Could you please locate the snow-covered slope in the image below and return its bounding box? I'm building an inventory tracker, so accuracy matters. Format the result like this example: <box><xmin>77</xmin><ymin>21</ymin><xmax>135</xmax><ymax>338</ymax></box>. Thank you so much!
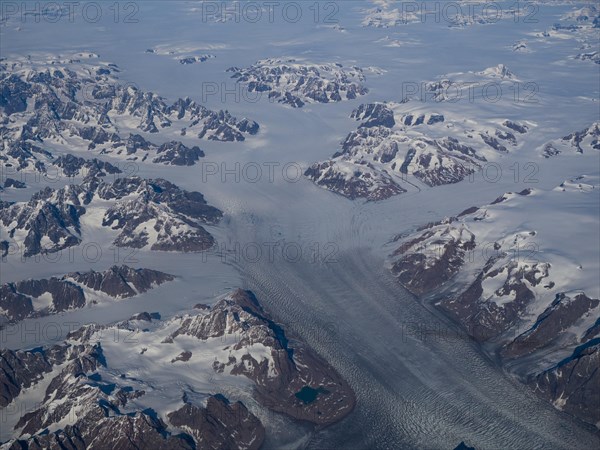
<box><xmin>1</xmin><ymin>0</ymin><xmax>599</xmax><ymax>447</ymax></box>
<box><xmin>541</xmin><ymin>122</ymin><xmax>600</xmax><ymax>157</ymax></box>
<box><xmin>0</xmin><ymin>289</ymin><xmax>354</xmax><ymax>447</ymax></box>
<box><xmin>0</xmin><ymin>265</ymin><xmax>173</xmax><ymax>323</ymax></box>
<box><xmin>227</xmin><ymin>58</ymin><xmax>381</xmax><ymax>108</ymax></box>
<box><xmin>388</xmin><ymin>175</ymin><xmax>600</xmax><ymax>426</ymax></box>
<box><xmin>0</xmin><ymin>175</ymin><xmax>222</xmax><ymax>258</ymax></box>
<box><xmin>0</xmin><ymin>55</ymin><xmax>259</xmax><ymax>177</ymax></box>
<box><xmin>306</xmin><ymin>97</ymin><xmax>533</xmax><ymax>200</ymax></box>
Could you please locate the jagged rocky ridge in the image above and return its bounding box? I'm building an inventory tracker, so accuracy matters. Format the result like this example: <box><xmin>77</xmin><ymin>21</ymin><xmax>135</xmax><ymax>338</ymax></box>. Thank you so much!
<box><xmin>0</xmin><ymin>340</ymin><xmax>263</xmax><ymax>450</ymax></box>
<box><xmin>0</xmin><ymin>266</ymin><xmax>174</xmax><ymax>323</ymax></box>
<box><xmin>0</xmin><ymin>151</ymin><xmax>121</xmax><ymax>190</ymax></box>
<box><xmin>0</xmin><ymin>55</ymin><xmax>259</xmax><ymax>173</ymax></box>
<box><xmin>52</xmin><ymin>154</ymin><xmax>122</xmax><ymax>177</ymax></box>
<box><xmin>0</xmin><ymin>175</ymin><xmax>222</xmax><ymax>257</ymax></box>
<box><xmin>0</xmin><ymin>289</ymin><xmax>354</xmax><ymax>448</ymax></box>
<box><xmin>0</xmin><ymin>178</ymin><xmax>26</xmax><ymax>190</ymax></box>
<box><xmin>541</xmin><ymin>122</ymin><xmax>600</xmax><ymax>157</ymax></box>
<box><xmin>388</xmin><ymin>176</ymin><xmax>600</xmax><ymax>426</ymax></box>
<box><xmin>178</xmin><ymin>54</ymin><xmax>216</xmax><ymax>65</ymax></box>
<box><xmin>227</xmin><ymin>58</ymin><xmax>379</xmax><ymax>107</ymax></box>
<box><xmin>0</xmin><ymin>341</ymin><xmax>105</xmax><ymax>408</ymax></box>
<box><xmin>528</xmin><ymin>338</ymin><xmax>600</xmax><ymax>428</ymax></box>
<box><xmin>165</xmin><ymin>289</ymin><xmax>355</xmax><ymax>425</ymax></box>
<box><xmin>306</xmin><ymin>101</ymin><xmax>529</xmax><ymax>200</ymax></box>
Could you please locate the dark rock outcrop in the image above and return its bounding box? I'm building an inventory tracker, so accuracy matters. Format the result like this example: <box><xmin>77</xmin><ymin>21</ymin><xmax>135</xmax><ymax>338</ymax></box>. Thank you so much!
<box><xmin>351</xmin><ymin>103</ymin><xmax>395</xmax><ymax>128</ymax></box>
<box><xmin>153</xmin><ymin>141</ymin><xmax>205</xmax><ymax>166</ymax></box>
<box><xmin>168</xmin><ymin>396</ymin><xmax>264</xmax><ymax>450</ymax></box>
<box><xmin>68</xmin><ymin>265</ymin><xmax>174</xmax><ymax>298</ymax></box>
<box><xmin>170</xmin><ymin>289</ymin><xmax>356</xmax><ymax>425</ymax></box>
<box><xmin>0</xmin><ymin>56</ymin><xmax>260</xmax><ymax>180</ymax></box>
<box><xmin>0</xmin><ymin>176</ymin><xmax>222</xmax><ymax>257</ymax></box>
<box><xmin>305</xmin><ymin>112</ymin><xmax>504</xmax><ymax>200</ymax></box>
<box><xmin>52</xmin><ymin>154</ymin><xmax>122</xmax><ymax>177</ymax></box>
<box><xmin>541</xmin><ymin>122</ymin><xmax>600</xmax><ymax>156</ymax></box>
<box><xmin>0</xmin><ymin>266</ymin><xmax>173</xmax><ymax>323</ymax></box>
<box><xmin>228</xmin><ymin>58</ymin><xmax>370</xmax><ymax>107</ymax></box>
<box><xmin>503</xmin><ymin>293</ymin><xmax>600</xmax><ymax>359</ymax></box>
<box><xmin>1</xmin><ymin>289</ymin><xmax>354</xmax><ymax>447</ymax></box>
<box><xmin>389</xmin><ymin>186</ymin><xmax>600</xmax><ymax>427</ymax></box>
<box><xmin>529</xmin><ymin>341</ymin><xmax>600</xmax><ymax>426</ymax></box>
<box><xmin>0</xmin><ymin>197</ymin><xmax>84</xmax><ymax>257</ymax></box>
<box><xmin>3</xmin><ymin>178</ymin><xmax>26</xmax><ymax>189</ymax></box>
<box><xmin>0</xmin><ymin>343</ymin><xmax>99</xmax><ymax>408</ymax></box>
<box><xmin>391</xmin><ymin>225</ymin><xmax>475</xmax><ymax>296</ymax></box>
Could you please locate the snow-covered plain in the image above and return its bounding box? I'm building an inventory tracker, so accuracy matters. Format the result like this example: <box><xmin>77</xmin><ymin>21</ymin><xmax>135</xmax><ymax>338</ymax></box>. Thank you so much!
<box><xmin>1</xmin><ymin>1</ymin><xmax>599</xmax><ymax>449</ymax></box>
